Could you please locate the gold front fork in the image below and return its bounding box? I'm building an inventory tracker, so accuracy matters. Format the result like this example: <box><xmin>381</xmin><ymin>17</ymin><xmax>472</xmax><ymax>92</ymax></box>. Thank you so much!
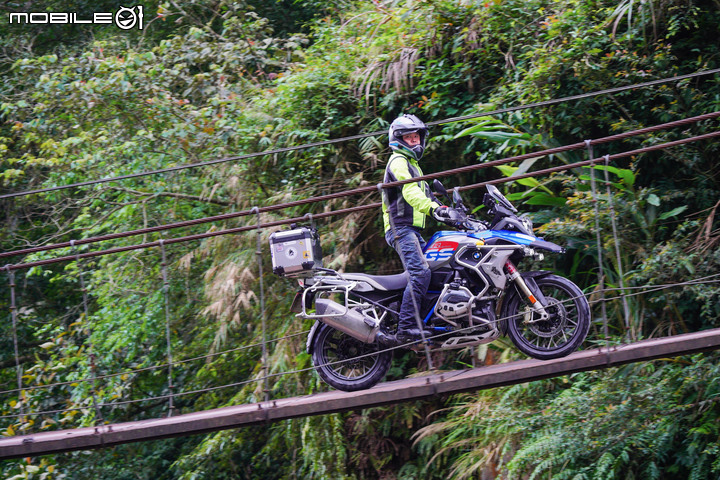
<box><xmin>504</xmin><ymin>260</ymin><xmax>549</xmax><ymax>322</ymax></box>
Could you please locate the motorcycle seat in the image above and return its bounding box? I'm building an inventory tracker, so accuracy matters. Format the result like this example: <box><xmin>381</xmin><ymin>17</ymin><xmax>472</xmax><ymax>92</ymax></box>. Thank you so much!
<box><xmin>342</xmin><ymin>272</ymin><xmax>409</xmax><ymax>291</ymax></box>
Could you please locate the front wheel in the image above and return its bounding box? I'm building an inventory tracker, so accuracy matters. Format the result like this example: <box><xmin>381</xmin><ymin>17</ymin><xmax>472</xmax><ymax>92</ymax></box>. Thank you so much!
<box><xmin>504</xmin><ymin>274</ymin><xmax>590</xmax><ymax>360</ymax></box>
<box><xmin>311</xmin><ymin>323</ymin><xmax>392</xmax><ymax>392</ymax></box>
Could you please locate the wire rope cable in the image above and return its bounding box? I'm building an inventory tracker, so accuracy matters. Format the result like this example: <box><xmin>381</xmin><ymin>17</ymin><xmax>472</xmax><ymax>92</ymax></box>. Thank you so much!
<box><xmin>2</xmin><ymin>114</ymin><xmax>718</xmax><ymax>265</ymax></box>
<box><xmin>2</xmin><ymin>113</ymin><xmax>719</xmax><ymax>425</ymax></box>
<box><xmin>1</xmin><ymin>133</ymin><xmax>716</xmax><ymax>402</ymax></box>
<box><xmin>0</xmin><ymin>328</ymin><xmax>312</xmax><ymax>397</ymax></box>
<box><xmin>1</xmin><ymin>68</ymin><xmax>718</xmax><ymax>201</ymax></box>
<box><xmin>2</xmin><ymin>275</ymin><xmax>719</xmax><ymax>420</ymax></box>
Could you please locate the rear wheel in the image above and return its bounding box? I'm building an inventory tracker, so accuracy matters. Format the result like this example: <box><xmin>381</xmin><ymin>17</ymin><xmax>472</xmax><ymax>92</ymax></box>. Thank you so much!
<box><xmin>311</xmin><ymin>323</ymin><xmax>392</xmax><ymax>391</ymax></box>
<box><xmin>505</xmin><ymin>274</ymin><xmax>590</xmax><ymax>359</ymax></box>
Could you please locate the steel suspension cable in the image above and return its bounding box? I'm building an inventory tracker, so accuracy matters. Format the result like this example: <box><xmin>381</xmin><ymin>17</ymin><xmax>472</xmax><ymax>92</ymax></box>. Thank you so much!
<box><xmin>1</xmin><ymin>130</ymin><xmax>718</xmax><ymax>415</ymax></box>
<box><xmin>586</xmin><ymin>141</ymin><xmax>611</xmax><ymax>352</ymax></box>
<box><xmin>459</xmin><ymin>130</ymin><xmax>720</xmax><ymax>192</ymax></box>
<box><xmin>2</xmin><ymin>110</ymin><xmax>718</xmax><ymax>262</ymax></box>
<box><xmin>4</xmin><ymin>267</ymin><xmax>26</xmax><ymax>426</ymax></box>
<box><xmin>70</xmin><ymin>240</ymin><xmax>105</xmax><ymax>429</ymax></box>
<box><xmin>3</xmin><ymin>275</ymin><xmax>719</xmax><ymax>421</ymax></box>
<box><xmin>3</xmin><ymin>135</ymin><xmax>719</xmax><ymax>402</ymax></box>
<box><xmin>0</xmin><ymin>327</ymin><xmax>313</xmax><ymax>398</ymax></box>
<box><xmin>602</xmin><ymin>154</ymin><xmax>633</xmax><ymax>340</ymax></box>
<box><xmin>1</xmin><ymin>68</ymin><xmax>718</xmax><ymax>201</ymax></box>
<box><xmin>4</xmin><ymin>129</ymin><xmax>720</xmax><ymax>273</ymax></box>
<box><xmin>159</xmin><ymin>239</ymin><xmax>176</xmax><ymax>416</ymax></box>
<box><xmin>251</xmin><ymin>207</ymin><xmax>271</xmax><ymax>403</ymax></box>
<box><xmin>4</xmin><ymin>245</ymin><xmax>717</xmax><ymax>402</ymax></box>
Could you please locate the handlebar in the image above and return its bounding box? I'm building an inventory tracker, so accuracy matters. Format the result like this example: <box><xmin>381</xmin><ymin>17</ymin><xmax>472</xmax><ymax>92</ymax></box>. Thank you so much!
<box><xmin>440</xmin><ymin>210</ymin><xmax>489</xmax><ymax>232</ymax></box>
<box><xmin>434</xmin><ymin>182</ymin><xmax>533</xmax><ymax>236</ymax></box>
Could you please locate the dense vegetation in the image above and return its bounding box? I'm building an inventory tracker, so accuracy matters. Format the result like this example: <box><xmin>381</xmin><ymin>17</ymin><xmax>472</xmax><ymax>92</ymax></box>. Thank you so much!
<box><xmin>1</xmin><ymin>0</ymin><xmax>719</xmax><ymax>478</ymax></box>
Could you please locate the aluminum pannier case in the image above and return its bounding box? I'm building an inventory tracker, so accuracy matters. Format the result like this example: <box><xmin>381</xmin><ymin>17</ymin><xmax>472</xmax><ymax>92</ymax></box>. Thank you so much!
<box><xmin>269</xmin><ymin>227</ymin><xmax>323</xmax><ymax>277</ymax></box>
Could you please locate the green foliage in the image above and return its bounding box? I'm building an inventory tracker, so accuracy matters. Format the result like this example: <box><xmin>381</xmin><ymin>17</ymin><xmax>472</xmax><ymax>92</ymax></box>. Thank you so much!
<box><xmin>414</xmin><ymin>355</ymin><xmax>720</xmax><ymax>479</ymax></box>
<box><xmin>535</xmin><ymin>164</ymin><xmax>718</xmax><ymax>338</ymax></box>
<box><xmin>1</xmin><ymin>0</ymin><xmax>720</xmax><ymax>479</ymax></box>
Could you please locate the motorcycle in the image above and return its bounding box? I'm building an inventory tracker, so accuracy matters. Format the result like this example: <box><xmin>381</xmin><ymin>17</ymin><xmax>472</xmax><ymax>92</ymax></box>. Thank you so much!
<box><xmin>275</xmin><ymin>183</ymin><xmax>590</xmax><ymax>392</ymax></box>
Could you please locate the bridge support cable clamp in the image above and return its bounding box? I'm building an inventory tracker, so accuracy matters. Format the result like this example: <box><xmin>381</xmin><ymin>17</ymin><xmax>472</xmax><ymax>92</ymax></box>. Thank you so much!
<box><xmin>304</xmin><ymin>212</ymin><xmax>315</xmax><ymax>231</ymax></box>
<box><xmin>158</xmin><ymin>238</ymin><xmax>176</xmax><ymax>416</ymax></box>
<box><xmin>585</xmin><ymin>141</ymin><xmax>612</xmax><ymax>360</ymax></box>
<box><xmin>251</xmin><ymin>207</ymin><xmax>270</xmax><ymax>403</ymax></box>
<box><xmin>70</xmin><ymin>240</ymin><xmax>106</xmax><ymax>440</ymax></box>
<box><xmin>377</xmin><ymin>183</ymin><xmax>435</xmax><ymax>370</ymax></box>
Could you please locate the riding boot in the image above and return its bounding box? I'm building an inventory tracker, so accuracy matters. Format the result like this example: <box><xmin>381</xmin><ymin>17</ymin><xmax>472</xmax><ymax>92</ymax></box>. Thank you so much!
<box><xmin>396</xmin><ymin>326</ymin><xmax>433</xmax><ymax>344</ymax></box>
<box><xmin>376</xmin><ymin>331</ymin><xmax>398</xmax><ymax>347</ymax></box>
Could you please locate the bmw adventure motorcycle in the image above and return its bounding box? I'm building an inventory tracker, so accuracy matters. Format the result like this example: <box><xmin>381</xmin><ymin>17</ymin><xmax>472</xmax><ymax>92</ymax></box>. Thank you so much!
<box><xmin>277</xmin><ymin>183</ymin><xmax>590</xmax><ymax>392</ymax></box>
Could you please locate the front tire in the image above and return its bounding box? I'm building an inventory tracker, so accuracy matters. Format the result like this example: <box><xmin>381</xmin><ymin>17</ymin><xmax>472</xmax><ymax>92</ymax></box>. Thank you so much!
<box><xmin>504</xmin><ymin>274</ymin><xmax>590</xmax><ymax>360</ymax></box>
<box><xmin>311</xmin><ymin>323</ymin><xmax>392</xmax><ymax>391</ymax></box>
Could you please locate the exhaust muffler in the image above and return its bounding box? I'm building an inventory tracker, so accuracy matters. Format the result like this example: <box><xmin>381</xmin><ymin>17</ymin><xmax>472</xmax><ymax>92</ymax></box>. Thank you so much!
<box><xmin>314</xmin><ymin>298</ymin><xmax>379</xmax><ymax>343</ymax></box>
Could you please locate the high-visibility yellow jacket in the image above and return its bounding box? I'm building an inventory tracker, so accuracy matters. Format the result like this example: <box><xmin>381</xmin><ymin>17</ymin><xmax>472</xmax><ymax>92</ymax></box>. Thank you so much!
<box><xmin>382</xmin><ymin>152</ymin><xmax>441</xmax><ymax>232</ymax></box>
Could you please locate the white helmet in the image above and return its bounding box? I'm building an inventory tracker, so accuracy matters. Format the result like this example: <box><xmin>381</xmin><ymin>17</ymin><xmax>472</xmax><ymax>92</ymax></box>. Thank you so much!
<box><xmin>388</xmin><ymin>114</ymin><xmax>428</xmax><ymax>160</ymax></box>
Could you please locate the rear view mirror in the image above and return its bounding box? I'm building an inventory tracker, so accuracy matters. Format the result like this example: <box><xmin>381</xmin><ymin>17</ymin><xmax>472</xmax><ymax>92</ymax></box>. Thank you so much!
<box><xmin>452</xmin><ymin>188</ymin><xmax>463</xmax><ymax>205</ymax></box>
<box><xmin>433</xmin><ymin>179</ymin><xmax>448</xmax><ymax>199</ymax></box>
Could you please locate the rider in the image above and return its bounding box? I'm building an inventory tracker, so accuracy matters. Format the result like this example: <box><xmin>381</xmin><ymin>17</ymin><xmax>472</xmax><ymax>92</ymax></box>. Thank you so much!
<box><xmin>378</xmin><ymin>114</ymin><xmax>457</xmax><ymax>346</ymax></box>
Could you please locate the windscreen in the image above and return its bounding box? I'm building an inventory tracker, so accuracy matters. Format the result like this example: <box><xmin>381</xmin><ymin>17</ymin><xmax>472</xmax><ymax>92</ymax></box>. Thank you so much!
<box><xmin>487</xmin><ymin>185</ymin><xmax>517</xmax><ymax>212</ymax></box>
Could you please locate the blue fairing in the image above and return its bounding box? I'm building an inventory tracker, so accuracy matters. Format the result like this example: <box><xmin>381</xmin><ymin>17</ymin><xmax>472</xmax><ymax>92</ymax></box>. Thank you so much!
<box><xmin>425</xmin><ymin>229</ymin><xmax>536</xmax><ymax>249</ymax></box>
<box><xmin>470</xmin><ymin>229</ymin><xmax>538</xmax><ymax>245</ymax></box>
<box><xmin>424</xmin><ymin>229</ymin><xmax>564</xmax><ymax>253</ymax></box>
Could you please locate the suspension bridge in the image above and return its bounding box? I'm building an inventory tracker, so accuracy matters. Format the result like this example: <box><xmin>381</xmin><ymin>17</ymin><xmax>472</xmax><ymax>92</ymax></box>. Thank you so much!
<box><xmin>2</xmin><ymin>327</ymin><xmax>720</xmax><ymax>460</ymax></box>
<box><xmin>2</xmin><ymin>77</ymin><xmax>719</xmax><ymax>461</ymax></box>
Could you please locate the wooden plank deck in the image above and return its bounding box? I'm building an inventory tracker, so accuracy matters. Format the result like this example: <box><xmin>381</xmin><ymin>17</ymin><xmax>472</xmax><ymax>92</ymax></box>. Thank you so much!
<box><xmin>3</xmin><ymin>328</ymin><xmax>720</xmax><ymax>460</ymax></box>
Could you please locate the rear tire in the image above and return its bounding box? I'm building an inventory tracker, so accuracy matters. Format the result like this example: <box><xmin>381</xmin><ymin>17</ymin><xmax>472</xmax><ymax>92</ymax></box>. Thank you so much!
<box><xmin>311</xmin><ymin>323</ymin><xmax>392</xmax><ymax>391</ymax></box>
<box><xmin>505</xmin><ymin>274</ymin><xmax>590</xmax><ymax>360</ymax></box>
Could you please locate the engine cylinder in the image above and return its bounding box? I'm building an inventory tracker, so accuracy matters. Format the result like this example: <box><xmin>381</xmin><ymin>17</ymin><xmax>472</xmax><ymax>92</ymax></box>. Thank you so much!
<box><xmin>435</xmin><ymin>284</ymin><xmax>475</xmax><ymax>321</ymax></box>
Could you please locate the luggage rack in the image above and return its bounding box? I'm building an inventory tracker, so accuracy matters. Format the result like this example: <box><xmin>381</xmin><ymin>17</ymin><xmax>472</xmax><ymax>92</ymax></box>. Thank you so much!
<box><xmin>296</xmin><ymin>268</ymin><xmax>361</xmax><ymax>319</ymax></box>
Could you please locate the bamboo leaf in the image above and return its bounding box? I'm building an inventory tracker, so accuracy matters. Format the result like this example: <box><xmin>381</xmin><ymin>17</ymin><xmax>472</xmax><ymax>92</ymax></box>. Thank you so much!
<box><xmin>658</xmin><ymin>205</ymin><xmax>688</xmax><ymax>220</ymax></box>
